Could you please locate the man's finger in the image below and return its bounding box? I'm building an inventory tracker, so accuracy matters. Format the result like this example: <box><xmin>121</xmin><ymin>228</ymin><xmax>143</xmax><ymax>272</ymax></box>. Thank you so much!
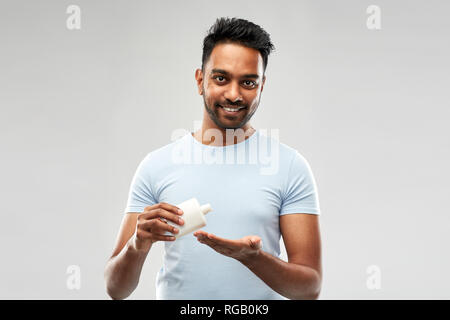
<box><xmin>210</xmin><ymin>235</ymin><xmax>239</xmax><ymax>246</ymax></box>
<box><xmin>250</xmin><ymin>237</ymin><xmax>262</xmax><ymax>249</ymax></box>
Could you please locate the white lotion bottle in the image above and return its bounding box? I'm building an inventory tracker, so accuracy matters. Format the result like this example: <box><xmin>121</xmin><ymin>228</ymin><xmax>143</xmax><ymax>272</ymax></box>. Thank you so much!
<box><xmin>165</xmin><ymin>198</ymin><xmax>212</xmax><ymax>238</ymax></box>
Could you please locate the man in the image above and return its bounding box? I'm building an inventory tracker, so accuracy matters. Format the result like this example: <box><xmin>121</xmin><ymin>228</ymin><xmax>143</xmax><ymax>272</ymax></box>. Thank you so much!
<box><xmin>104</xmin><ymin>17</ymin><xmax>322</xmax><ymax>300</ymax></box>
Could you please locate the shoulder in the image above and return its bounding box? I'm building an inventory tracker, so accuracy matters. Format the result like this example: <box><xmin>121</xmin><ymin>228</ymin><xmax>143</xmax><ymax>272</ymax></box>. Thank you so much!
<box><xmin>136</xmin><ymin>133</ymin><xmax>189</xmax><ymax>171</ymax></box>
<box><xmin>258</xmin><ymin>130</ymin><xmax>309</xmax><ymax>169</ymax></box>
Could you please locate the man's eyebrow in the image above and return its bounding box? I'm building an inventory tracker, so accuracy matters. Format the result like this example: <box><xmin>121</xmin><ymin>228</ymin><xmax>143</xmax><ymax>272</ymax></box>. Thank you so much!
<box><xmin>211</xmin><ymin>68</ymin><xmax>259</xmax><ymax>79</ymax></box>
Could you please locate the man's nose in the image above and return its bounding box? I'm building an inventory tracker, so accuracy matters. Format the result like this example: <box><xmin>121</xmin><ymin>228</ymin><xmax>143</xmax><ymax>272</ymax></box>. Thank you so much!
<box><xmin>224</xmin><ymin>82</ymin><xmax>242</xmax><ymax>103</ymax></box>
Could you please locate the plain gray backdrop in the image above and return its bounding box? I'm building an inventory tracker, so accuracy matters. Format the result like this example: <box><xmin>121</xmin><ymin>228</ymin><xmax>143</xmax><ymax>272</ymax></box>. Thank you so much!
<box><xmin>1</xmin><ymin>0</ymin><xmax>449</xmax><ymax>299</ymax></box>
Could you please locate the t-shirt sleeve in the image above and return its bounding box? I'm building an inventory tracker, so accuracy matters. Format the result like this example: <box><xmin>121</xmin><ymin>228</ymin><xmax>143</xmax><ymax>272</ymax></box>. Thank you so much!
<box><xmin>280</xmin><ymin>151</ymin><xmax>321</xmax><ymax>216</ymax></box>
<box><xmin>124</xmin><ymin>155</ymin><xmax>158</xmax><ymax>213</ymax></box>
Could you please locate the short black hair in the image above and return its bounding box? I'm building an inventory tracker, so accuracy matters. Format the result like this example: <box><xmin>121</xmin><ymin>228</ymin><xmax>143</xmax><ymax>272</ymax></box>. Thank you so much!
<box><xmin>201</xmin><ymin>17</ymin><xmax>275</xmax><ymax>73</ymax></box>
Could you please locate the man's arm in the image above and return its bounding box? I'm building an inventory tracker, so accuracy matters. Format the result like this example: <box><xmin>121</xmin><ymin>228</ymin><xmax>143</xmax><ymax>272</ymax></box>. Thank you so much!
<box><xmin>239</xmin><ymin>213</ymin><xmax>322</xmax><ymax>300</ymax></box>
<box><xmin>194</xmin><ymin>213</ymin><xmax>322</xmax><ymax>299</ymax></box>
<box><xmin>104</xmin><ymin>203</ymin><xmax>184</xmax><ymax>299</ymax></box>
<box><xmin>104</xmin><ymin>213</ymin><xmax>150</xmax><ymax>300</ymax></box>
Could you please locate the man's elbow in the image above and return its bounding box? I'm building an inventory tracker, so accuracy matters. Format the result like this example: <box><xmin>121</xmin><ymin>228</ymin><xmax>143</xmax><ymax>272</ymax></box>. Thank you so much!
<box><xmin>104</xmin><ymin>268</ymin><xmax>130</xmax><ymax>300</ymax></box>
<box><xmin>106</xmin><ymin>284</ymin><xmax>129</xmax><ymax>300</ymax></box>
<box><xmin>107</xmin><ymin>292</ymin><xmax>126</xmax><ymax>300</ymax></box>
<box><xmin>309</xmin><ymin>288</ymin><xmax>321</xmax><ymax>300</ymax></box>
<box><xmin>309</xmin><ymin>270</ymin><xmax>322</xmax><ymax>299</ymax></box>
<box><xmin>298</xmin><ymin>270</ymin><xmax>322</xmax><ymax>300</ymax></box>
<box><xmin>309</xmin><ymin>273</ymin><xmax>322</xmax><ymax>300</ymax></box>
<box><xmin>297</xmin><ymin>286</ymin><xmax>321</xmax><ymax>300</ymax></box>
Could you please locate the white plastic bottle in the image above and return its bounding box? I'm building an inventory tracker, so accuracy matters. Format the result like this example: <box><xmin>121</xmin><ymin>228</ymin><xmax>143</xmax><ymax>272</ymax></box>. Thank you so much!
<box><xmin>165</xmin><ymin>198</ymin><xmax>212</xmax><ymax>239</ymax></box>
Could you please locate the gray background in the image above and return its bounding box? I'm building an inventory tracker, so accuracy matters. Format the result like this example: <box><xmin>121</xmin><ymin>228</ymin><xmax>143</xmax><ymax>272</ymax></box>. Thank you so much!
<box><xmin>1</xmin><ymin>0</ymin><xmax>449</xmax><ymax>299</ymax></box>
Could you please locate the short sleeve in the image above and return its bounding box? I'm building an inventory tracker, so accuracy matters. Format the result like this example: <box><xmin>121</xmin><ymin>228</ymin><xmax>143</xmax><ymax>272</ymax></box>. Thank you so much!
<box><xmin>124</xmin><ymin>155</ymin><xmax>157</xmax><ymax>213</ymax></box>
<box><xmin>280</xmin><ymin>151</ymin><xmax>321</xmax><ymax>215</ymax></box>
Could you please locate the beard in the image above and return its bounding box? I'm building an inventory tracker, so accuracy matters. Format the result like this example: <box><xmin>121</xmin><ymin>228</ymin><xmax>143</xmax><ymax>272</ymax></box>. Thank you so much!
<box><xmin>202</xmin><ymin>94</ymin><xmax>259</xmax><ymax>130</ymax></box>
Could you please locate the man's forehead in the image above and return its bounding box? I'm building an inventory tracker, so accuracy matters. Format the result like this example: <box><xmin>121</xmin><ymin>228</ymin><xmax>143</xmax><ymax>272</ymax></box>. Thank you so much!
<box><xmin>206</xmin><ymin>42</ymin><xmax>264</xmax><ymax>75</ymax></box>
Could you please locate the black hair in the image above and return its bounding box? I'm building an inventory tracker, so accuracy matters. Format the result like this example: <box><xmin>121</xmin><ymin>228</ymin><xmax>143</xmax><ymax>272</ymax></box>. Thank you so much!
<box><xmin>201</xmin><ymin>17</ymin><xmax>275</xmax><ymax>73</ymax></box>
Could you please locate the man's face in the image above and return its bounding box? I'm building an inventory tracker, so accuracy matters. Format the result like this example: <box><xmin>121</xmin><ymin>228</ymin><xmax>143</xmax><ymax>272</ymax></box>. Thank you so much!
<box><xmin>195</xmin><ymin>42</ymin><xmax>266</xmax><ymax>130</ymax></box>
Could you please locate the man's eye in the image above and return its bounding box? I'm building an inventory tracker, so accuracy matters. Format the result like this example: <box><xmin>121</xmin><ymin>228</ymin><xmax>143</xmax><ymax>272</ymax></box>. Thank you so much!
<box><xmin>215</xmin><ymin>76</ymin><xmax>225</xmax><ymax>82</ymax></box>
<box><xmin>244</xmin><ymin>80</ymin><xmax>256</xmax><ymax>87</ymax></box>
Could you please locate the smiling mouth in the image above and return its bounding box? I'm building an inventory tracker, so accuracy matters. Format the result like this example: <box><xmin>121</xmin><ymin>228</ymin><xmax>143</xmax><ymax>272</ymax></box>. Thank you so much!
<box><xmin>218</xmin><ymin>105</ymin><xmax>246</xmax><ymax>113</ymax></box>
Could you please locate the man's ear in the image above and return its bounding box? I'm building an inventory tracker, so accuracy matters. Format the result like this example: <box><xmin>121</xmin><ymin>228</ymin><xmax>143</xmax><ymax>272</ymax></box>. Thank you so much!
<box><xmin>261</xmin><ymin>75</ymin><xmax>266</xmax><ymax>93</ymax></box>
<box><xmin>195</xmin><ymin>68</ymin><xmax>204</xmax><ymax>95</ymax></box>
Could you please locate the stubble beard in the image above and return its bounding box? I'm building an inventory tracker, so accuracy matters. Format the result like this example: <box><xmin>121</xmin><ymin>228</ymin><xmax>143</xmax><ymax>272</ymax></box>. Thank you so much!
<box><xmin>202</xmin><ymin>94</ymin><xmax>259</xmax><ymax>131</ymax></box>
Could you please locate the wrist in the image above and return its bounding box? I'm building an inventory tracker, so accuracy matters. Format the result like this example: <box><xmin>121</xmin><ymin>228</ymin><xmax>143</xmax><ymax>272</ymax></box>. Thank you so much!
<box><xmin>238</xmin><ymin>249</ymin><xmax>262</xmax><ymax>268</ymax></box>
<box><xmin>128</xmin><ymin>235</ymin><xmax>152</xmax><ymax>254</ymax></box>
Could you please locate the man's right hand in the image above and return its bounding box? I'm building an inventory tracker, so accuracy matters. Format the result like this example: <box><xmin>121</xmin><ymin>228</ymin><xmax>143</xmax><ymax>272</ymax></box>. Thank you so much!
<box><xmin>131</xmin><ymin>202</ymin><xmax>185</xmax><ymax>252</ymax></box>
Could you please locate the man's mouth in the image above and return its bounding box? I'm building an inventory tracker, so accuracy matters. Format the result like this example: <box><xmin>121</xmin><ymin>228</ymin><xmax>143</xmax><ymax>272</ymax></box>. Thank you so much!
<box><xmin>218</xmin><ymin>104</ymin><xmax>246</xmax><ymax>114</ymax></box>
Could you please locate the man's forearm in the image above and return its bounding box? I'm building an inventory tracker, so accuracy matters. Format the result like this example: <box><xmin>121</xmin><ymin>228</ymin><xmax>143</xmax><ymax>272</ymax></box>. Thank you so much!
<box><xmin>239</xmin><ymin>250</ymin><xmax>321</xmax><ymax>300</ymax></box>
<box><xmin>104</xmin><ymin>238</ymin><xmax>150</xmax><ymax>300</ymax></box>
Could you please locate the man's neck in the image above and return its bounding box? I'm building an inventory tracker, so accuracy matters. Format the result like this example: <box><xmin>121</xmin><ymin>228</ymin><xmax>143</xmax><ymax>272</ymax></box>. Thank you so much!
<box><xmin>192</xmin><ymin>126</ymin><xmax>256</xmax><ymax>147</ymax></box>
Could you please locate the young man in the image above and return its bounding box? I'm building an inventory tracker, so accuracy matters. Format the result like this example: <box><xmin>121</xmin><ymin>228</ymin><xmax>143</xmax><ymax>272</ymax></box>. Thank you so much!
<box><xmin>104</xmin><ymin>17</ymin><xmax>322</xmax><ymax>300</ymax></box>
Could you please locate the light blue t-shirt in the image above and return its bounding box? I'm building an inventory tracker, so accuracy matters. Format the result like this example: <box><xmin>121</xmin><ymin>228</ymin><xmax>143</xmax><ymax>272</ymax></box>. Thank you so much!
<box><xmin>124</xmin><ymin>129</ymin><xmax>321</xmax><ymax>300</ymax></box>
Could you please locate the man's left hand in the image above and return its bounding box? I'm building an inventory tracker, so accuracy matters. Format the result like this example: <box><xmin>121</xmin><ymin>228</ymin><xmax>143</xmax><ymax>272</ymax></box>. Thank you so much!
<box><xmin>193</xmin><ymin>230</ymin><xmax>262</xmax><ymax>263</ymax></box>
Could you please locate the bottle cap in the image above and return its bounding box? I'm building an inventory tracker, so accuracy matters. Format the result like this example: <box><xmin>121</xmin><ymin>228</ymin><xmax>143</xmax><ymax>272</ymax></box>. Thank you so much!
<box><xmin>200</xmin><ymin>203</ymin><xmax>212</xmax><ymax>215</ymax></box>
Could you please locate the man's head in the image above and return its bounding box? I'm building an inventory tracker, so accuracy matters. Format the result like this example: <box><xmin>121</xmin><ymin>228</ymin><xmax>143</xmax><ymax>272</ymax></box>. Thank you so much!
<box><xmin>195</xmin><ymin>17</ymin><xmax>275</xmax><ymax>131</ymax></box>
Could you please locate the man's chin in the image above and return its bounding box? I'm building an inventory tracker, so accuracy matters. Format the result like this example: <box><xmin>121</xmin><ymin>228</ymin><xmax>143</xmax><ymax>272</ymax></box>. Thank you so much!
<box><xmin>212</xmin><ymin>117</ymin><xmax>245</xmax><ymax>130</ymax></box>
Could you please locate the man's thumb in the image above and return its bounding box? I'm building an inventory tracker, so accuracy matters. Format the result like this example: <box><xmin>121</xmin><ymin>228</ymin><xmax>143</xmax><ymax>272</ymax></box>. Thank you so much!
<box><xmin>250</xmin><ymin>237</ymin><xmax>262</xmax><ymax>249</ymax></box>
